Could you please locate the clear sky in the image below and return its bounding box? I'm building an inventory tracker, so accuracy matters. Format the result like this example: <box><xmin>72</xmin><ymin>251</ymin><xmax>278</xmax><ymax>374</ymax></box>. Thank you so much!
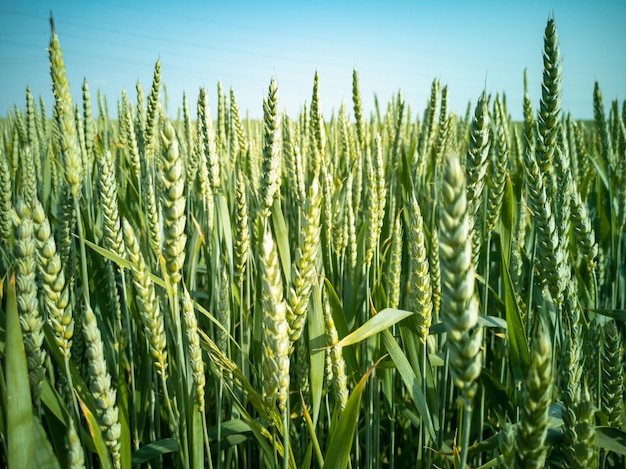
<box><xmin>1</xmin><ymin>0</ymin><xmax>624</xmax><ymax>121</ymax></box>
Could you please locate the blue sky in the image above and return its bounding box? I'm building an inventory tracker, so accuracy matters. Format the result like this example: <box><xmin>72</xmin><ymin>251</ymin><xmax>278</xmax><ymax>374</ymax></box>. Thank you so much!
<box><xmin>1</xmin><ymin>0</ymin><xmax>624</xmax><ymax>121</ymax></box>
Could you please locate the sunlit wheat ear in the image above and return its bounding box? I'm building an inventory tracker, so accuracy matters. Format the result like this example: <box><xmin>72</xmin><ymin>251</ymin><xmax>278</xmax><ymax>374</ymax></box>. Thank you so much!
<box><xmin>18</xmin><ymin>143</ymin><xmax>37</xmax><ymax>206</ymax></box>
<box><xmin>13</xmin><ymin>198</ymin><xmax>46</xmax><ymax>407</ymax></box>
<box><xmin>65</xmin><ymin>416</ymin><xmax>86</xmax><ymax>469</ymax></box>
<box><xmin>407</xmin><ymin>194</ymin><xmax>432</xmax><ymax>344</ymax></box>
<box><xmin>0</xmin><ymin>155</ymin><xmax>12</xmax><ymax>244</ymax></box>
<box><xmin>234</xmin><ymin>169</ymin><xmax>250</xmax><ymax>285</ymax></box>
<box><xmin>287</xmin><ymin>176</ymin><xmax>321</xmax><ymax>345</ymax></box>
<box><xmin>429</xmin><ymin>226</ymin><xmax>442</xmax><ymax>321</ymax></box>
<box><xmin>464</xmin><ymin>91</ymin><xmax>490</xmax><ymax>266</ymax></box>
<box><xmin>560</xmin><ymin>280</ymin><xmax>583</xmax><ymax>409</ymax></box>
<box><xmin>352</xmin><ymin>67</ymin><xmax>365</xmax><ymax>152</ymax></box>
<box><xmin>81</xmin><ymin>303</ymin><xmax>122</xmax><ymax>468</ymax></box>
<box><xmin>25</xmin><ymin>87</ymin><xmax>42</xmax><ymax>187</ymax></box>
<box><xmin>181</xmin><ymin>287</ymin><xmax>206</xmax><ymax>413</ymax></box>
<box><xmin>536</xmin><ymin>16</ymin><xmax>562</xmax><ymax>176</ymax></box>
<box><xmin>345</xmin><ymin>171</ymin><xmax>358</xmax><ymax>271</ymax></box>
<box><xmin>196</xmin><ymin>87</ymin><xmax>216</xmax><ymax>235</ymax></box>
<box><xmin>323</xmin><ymin>289</ymin><xmax>348</xmax><ymax>413</ymax></box>
<box><xmin>523</xmin><ymin>143</ymin><xmax>564</xmax><ymax>306</ymax></box>
<box><xmin>82</xmin><ymin>78</ymin><xmax>96</xmax><ymax>162</ymax></box>
<box><xmin>142</xmin><ymin>59</ymin><xmax>161</xmax><ymax>167</ymax></box>
<box><xmin>32</xmin><ymin>198</ymin><xmax>73</xmax><ymax>360</ymax></box>
<box><xmin>217</xmin><ymin>267</ymin><xmax>232</xmax><ymax>354</ymax></box>
<box><xmin>229</xmin><ymin>87</ymin><xmax>246</xmax><ymax>159</ymax></box>
<box><xmin>416</xmin><ymin>79</ymin><xmax>440</xmax><ymax>178</ymax></box>
<box><xmin>49</xmin><ymin>23</ymin><xmax>82</xmax><ymax>197</ymax></box>
<box><xmin>363</xmin><ymin>134</ymin><xmax>386</xmax><ymax>268</ymax></box>
<box><xmin>486</xmin><ymin>96</ymin><xmax>508</xmax><ymax>235</ymax></box>
<box><xmin>216</xmin><ymin>81</ymin><xmax>227</xmax><ymax>153</ymax></box>
<box><xmin>283</xmin><ymin>112</ymin><xmax>306</xmax><ymax>205</ymax></box>
<box><xmin>516</xmin><ymin>324</ymin><xmax>552</xmax><ymax>469</ymax></box>
<box><xmin>570</xmin><ymin>189</ymin><xmax>598</xmax><ymax>271</ymax></box>
<box><xmin>160</xmin><ymin>119</ymin><xmax>186</xmax><ymax>290</ymax></box>
<box><xmin>565</xmin><ymin>385</ymin><xmax>598</xmax><ymax>468</ymax></box>
<box><xmin>122</xmin><ymin>218</ymin><xmax>169</xmax><ymax>378</ymax></box>
<box><xmin>259</xmin><ymin>77</ymin><xmax>281</xmax><ymax>219</ymax></box>
<box><xmin>260</xmin><ymin>225</ymin><xmax>290</xmax><ymax>413</ymax></box>
<box><xmin>593</xmin><ymin>81</ymin><xmax>613</xmax><ymax>163</ymax></box>
<box><xmin>385</xmin><ymin>216</ymin><xmax>403</xmax><ymax>309</ymax></box>
<box><xmin>602</xmin><ymin>319</ymin><xmax>623</xmax><ymax>427</ymax></box>
<box><xmin>498</xmin><ymin>422</ymin><xmax>516</xmax><ymax>467</ymax></box>
<box><xmin>439</xmin><ymin>154</ymin><xmax>482</xmax><ymax>400</ymax></box>
<box><xmin>124</xmin><ymin>107</ymin><xmax>142</xmax><ymax>179</ymax></box>
<box><xmin>98</xmin><ymin>149</ymin><xmax>126</xmax><ymax>259</ymax></box>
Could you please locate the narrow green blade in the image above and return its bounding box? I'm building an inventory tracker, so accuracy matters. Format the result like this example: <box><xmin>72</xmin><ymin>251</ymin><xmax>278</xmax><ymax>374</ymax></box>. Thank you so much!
<box><xmin>5</xmin><ymin>273</ymin><xmax>36</xmax><ymax>469</ymax></box>
<box><xmin>338</xmin><ymin>308</ymin><xmax>413</xmax><ymax>347</ymax></box>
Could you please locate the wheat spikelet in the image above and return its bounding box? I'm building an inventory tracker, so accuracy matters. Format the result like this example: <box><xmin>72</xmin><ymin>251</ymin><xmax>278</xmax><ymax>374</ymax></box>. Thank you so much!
<box><xmin>82</xmin><ymin>78</ymin><xmax>96</xmax><ymax>162</ymax></box>
<box><xmin>49</xmin><ymin>23</ymin><xmax>82</xmax><ymax>197</ymax></box>
<box><xmin>570</xmin><ymin>189</ymin><xmax>598</xmax><ymax>271</ymax></box>
<box><xmin>65</xmin><ymin>415</ymin><xmax>86</xmax><ymax>468</ymax></box>
<box><xmin>199</xmin><ymin>88</ymin><xmax>220</xmax><ymax>192</ymax></box>
<box><xmin>259</xmin><ymin>78</ymin><xmax>281</xmax><ymax>218</ymax></box>
<box><xmin>385</xmin><ymin>216</ymin><xmax>403</xmax><ymax>309</ymax></box>
<box><xmin>13</xmin><ymin>198</ymin><xmax>46</xmax><ymax>406</ymax></box>
<box><xmin>195</xmin><ymin>88</ymin><xmax>216</xmax><ymax>235</ymax></box>
<box><xmin>160</xmin><ymin>119</ymin><xmax>186</xmax><ymax>289</ymax></box>
<box><xmin>323</xmin><ymin>289</ymin><xmax>349</xmax><ymax>413</ymax></box>
<box><xmin>486</xmin><ymin>96</ymin><xmax>508</xmax><ymax>234</ymax></box>
<box><xmin>345</xmin><ymin>171</ymin><xmax>358</xmax><ymax>272</ymax></box>
<box><xmin>234</xmin><ymin>169</ymin><xmax>250</xmax><ymax>285</ymax></box>
<box><xmin>363</xmin><ymin>134</ymin><xmax>386</xmax><ymax>268</ymax></box>
<box><xmin>429</xmin><ymin>225</ymin><xmax>442</xmax><ymax>320</ymax></box>
<box><xmin>98</xmin><ymin>150</ymin><xmax>126</xmax><ymax>259</ymax></box>
<box><xmin>0</xmin><ymin>155</ymin><xmax>11</xmax><ymax>244</ymax></box>
<box><xmin>217</xmin><ymin>267</ymin><xmax>232</xmax><ymax>354</ymax></box>
<box><xmin>416</xmin><ymin>79</ymin><xmax>439</xmax><ymax>177</ymax></box>
<box><xmin>602</xmin><ymin>319</ymin><xmax>623</xmax><ymax>427</ymax></box>
<box><xmin>142</xmin><ymin>59</ymin><xmax>161</xmax><ymax>169</ymax></box>
<box><xmin>465</xmin><ymin>91</ymin><xmax>490</xmax><ymax>266</ymax></box>
<box><xmin>352</xmin><ymin>67</ymin><xmax>365</xmax><ymax>153</ymax></box>
<box><xmin>81</xmin><ymin>303</ymin><xmax>122</xmax><ymax>468</ymax></box>
<box><xmin>32</xmin><ymin>199</ymin><xmax>74</xmax><ymax>359</ymax></box>
<box><xmin>17</xmin><ymin>144</ymin><xmax>37</xmax><ymax>206</ymax></box>
<box><xmin>407</xmin><ymin>194</ymin><xmax>433</xmax><ymax>343</ymax></box>
<box><xmin>123</xmin><ymin>218</ymin><xmax>169</xmax><ymax>377</ymax></box>
<box><xmin>73</xmin><ymin>105</ymin><xmax>88</xmax><ymax>187</ymax></box>
<box><xmin>216</xmin><ymin>80</ymin><xmax>227</xmax><ymax>154</ymax></box>
<box><xmin>229</xmin><ymin>87</ymin><xmax>246</xmax><ymax>159</ymax></box>
<box><xmin>536</xmin><ymin>17</ymin><xmax>562</xmax><ymax>175</ymax></box>
<box><xmin>439</xmin><ymin>153</ymin><xmax>482</xmax><ymax>399</ymax></box>
<box><xmin>516</xmin><ymin>324</ymin><xmax>552</xmax><ymax>468</ymax></box>
<box><xmin>287</xmin><ymin>176</ymin><xmax>321</xmax><ymax>344</ymax></box>
<box><xmin>260</xmin><ymin>225</ymin><xmax>290</xmax><ymax>413</ymax></box>
<box><xmin>283</xmin><ymin>112</ymin><xmax>306</xmax><ymax>206</ymax></box>
<box><xmin>497</xmin><ymin>422</ymin><xmax>516</xmax><ymax>468</ymax></box>
<box><xmin>182</xmin><ymin>287</ymin><xmax>206</xmax><ymax>412</ymax></box>
<box><xmin>523</xmin><ymin>144</ymin><xmax>565</xmax><ymax>306</ymax></box>
<box><xmin>143</xmin><ymin>171</ymin><xmax>162</xmax><ymax>261</ymax></box>
<box><xmin>25</xmin><ymin>88</ymin><xmax>42</xmax><ymax>200</ymax></box>
<box><xmin>593</xmin><ymin>81</ymin><xmax>613</xmax><ymax>162</ymax></box>
<box><xmin>124</xmin><ymin>106</ymin><xmax>142</xmax><ymax>180</ymax></box>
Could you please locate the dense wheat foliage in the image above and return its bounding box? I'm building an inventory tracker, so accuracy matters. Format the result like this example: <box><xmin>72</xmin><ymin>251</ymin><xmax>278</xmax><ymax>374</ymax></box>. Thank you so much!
<box><xmin>1</xmin><ymin>15</ymin><xmax>626</xmax><ymax>469</ymax></box>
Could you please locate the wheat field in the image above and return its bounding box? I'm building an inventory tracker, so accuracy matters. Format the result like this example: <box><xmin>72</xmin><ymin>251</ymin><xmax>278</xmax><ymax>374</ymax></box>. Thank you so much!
<box><xmin>1</xmin><ymin>15</ymin><xmax>625</xmax><ymax>469</ymax></box>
